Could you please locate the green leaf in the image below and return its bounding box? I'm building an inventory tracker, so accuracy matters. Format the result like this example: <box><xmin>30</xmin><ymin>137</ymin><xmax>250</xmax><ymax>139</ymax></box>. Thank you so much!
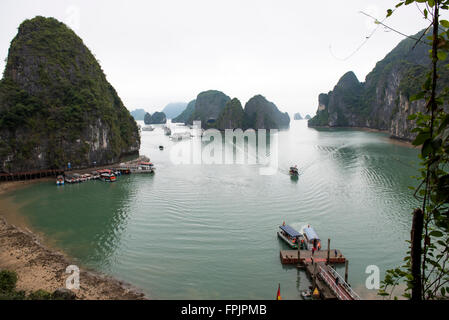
<box><xmin>413</xmin><ymin>132</ymin><xmax>430</xmax><ymax>146</ymax></box>
<box><xmin>441</xmin><ymin>20</ymin><xmax>449</xmax><ymax>28</ymax></box>
<box><xmin>429</xmin><ymin>230</ymin><xmax>443</xmax><ymax>237</ymax></box>
<box><xmin>438</xmin><ymin>51</ymin><xmax>448</xmax><ymax>61</ymax></box>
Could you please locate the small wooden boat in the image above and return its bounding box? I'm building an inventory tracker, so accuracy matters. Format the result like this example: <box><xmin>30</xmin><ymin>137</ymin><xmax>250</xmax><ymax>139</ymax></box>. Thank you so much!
<box><xmin>56</xmin><ymin>175</ymin><xmax>64</xmax><ymax>185</ymax></box>
<box><xmin>277</xmin><ymin>224</ymin><xmax>306</xmax><ymax>249</ymax></box>
<box><xmin>73</xmin><ymin>173</ymin><xmax>81</xmax><ymax>183</ymax></box>
<box><xmin>65</xmin><ymin>175</ymin><xmax>75</xmax><ymax>184</ymax></box>
<box><xmin>289</xmin><ymin>166</ymin><xmax>299</xmax><ymax>177</ymax></box>
<box><xmin>91</xmin><ymin>171</ymin><xmax>100</xmax><ymax>180</ymax></box>
<box><xmin>301</xmin><ymin>225</ymin><xmax>321</xmax><ymax>250</ymax></box>
<box><xmin>301</xmin><ymin>290</ymin><xmax>312</xmax><ymax>300</ymax></box>
<box><xmin>159</xmin><ymin>145</ymin><xmax>164</xmax><ymax>150</ymax></box>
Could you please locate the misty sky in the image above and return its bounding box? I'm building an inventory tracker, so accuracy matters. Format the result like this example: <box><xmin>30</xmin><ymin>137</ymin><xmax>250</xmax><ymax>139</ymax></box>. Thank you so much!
<box><xmin>0</xmin><ymin>0</ymin><xmax>445</xmax><ymax>117</ymax></box>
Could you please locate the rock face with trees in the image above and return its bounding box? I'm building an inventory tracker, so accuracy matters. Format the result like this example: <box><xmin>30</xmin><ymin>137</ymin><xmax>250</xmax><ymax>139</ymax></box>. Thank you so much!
<box><xmin>308</xmin><ymin>28</ymin><xmax>449</xmax><ymax>141</ymax></box>
<box><xmin>0</xmin><ymin>17</ymin><xmax>140</xmax><ymax>173</ymax></box>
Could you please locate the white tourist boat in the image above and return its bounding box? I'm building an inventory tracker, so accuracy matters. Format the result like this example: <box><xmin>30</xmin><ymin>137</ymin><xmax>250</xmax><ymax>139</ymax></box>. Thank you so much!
<box><xmin>142</xmin><ymin>125</ymin><xmax>154</xmax><ymax>131</ymax></box>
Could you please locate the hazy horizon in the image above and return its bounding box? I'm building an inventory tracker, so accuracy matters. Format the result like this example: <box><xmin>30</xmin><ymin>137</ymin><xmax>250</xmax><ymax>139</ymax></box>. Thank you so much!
<box><xmin>0</xmin><ymin>0</ymin><xmax>444</xmax><ymax>117</ymax></box>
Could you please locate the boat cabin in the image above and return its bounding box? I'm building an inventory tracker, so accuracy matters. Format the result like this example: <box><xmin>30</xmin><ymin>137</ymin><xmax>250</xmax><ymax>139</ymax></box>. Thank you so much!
<box><xmin>302</xmin><ymin>226</ymin><xmax>321</xmax><ymax>250</ymax></box>
<box><xmin>277</xmin><ymin>225</ymin><xmax>305</xmax><ymax>249</ymax></box>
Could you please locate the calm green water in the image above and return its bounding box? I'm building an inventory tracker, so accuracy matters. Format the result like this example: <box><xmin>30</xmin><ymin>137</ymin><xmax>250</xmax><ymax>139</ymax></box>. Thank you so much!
<box><xmin>0</xmin><ymin>121</ymin><xmax>420</xmax><ymax>299</ymax></box>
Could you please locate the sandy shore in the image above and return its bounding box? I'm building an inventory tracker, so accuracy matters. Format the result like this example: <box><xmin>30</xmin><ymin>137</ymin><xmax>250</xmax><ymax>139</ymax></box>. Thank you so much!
<box><xmin>0</xmin><ymin>180</ymin><xmax>147</xmax><ymax>300</ymax></box>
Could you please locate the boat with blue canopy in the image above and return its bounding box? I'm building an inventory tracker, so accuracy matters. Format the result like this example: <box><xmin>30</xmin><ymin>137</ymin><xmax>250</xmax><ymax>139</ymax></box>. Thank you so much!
<box><xmin>301</xmin><ymin>225</ymin><xmax>321</xmax><ymax>250</ymax></box>
<box><xmin>277</xmin><ymin>223</ymin><xmax>305</xmax><ymax>249</ymax></box>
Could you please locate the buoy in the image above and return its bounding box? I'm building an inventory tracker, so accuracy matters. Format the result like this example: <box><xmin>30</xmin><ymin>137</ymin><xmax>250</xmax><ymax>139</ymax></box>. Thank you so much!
<box><xmin>313</xmin><ymin>287</ymin><xmax>319</xmax><ymax>298</ymax></box>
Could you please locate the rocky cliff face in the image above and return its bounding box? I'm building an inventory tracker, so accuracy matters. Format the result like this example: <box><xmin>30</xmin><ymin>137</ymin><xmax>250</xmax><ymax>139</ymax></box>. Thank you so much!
<box><xmin>0</xmin><ymin>17</ymin><xmax>140</xmax><ymax>172</ymax></box>
<box><xmin>308</xmin><ymin>29</ymin><xmax>443</xmax><ymax>141</ymax></box>
<box><xmin>189</xmin><ymin>90</ymin><xmax>230</xmax><ymax>128</ymax></box>
<box><xmin>244</xmin><ymin>95</ymin><xmax>290</xmax><ymax>130</ymax></box>
<box><xmin>294</xmin><ymin>113</ymin><xmax>302</xmax><ymax>120</ymax></box>
<box><xmin>216</xmin><ymin>98</ymin><xmax>245</xmax><ymax>130</ymax></box>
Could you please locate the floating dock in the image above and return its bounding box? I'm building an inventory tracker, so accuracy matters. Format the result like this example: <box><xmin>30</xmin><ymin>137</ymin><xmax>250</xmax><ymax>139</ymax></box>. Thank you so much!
<box><xmin>280</xmin><ymin>249</ymin><xmax>345</xmax><ymax>265</ymax></box>
<box><xmin>280</xmin><ymin>246</ymin><xmax>360</xmax><ymax>300</ymax></box>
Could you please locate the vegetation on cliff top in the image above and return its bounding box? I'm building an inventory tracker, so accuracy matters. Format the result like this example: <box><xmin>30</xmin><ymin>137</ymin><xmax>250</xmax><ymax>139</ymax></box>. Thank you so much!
<box><xmin>0</xmin><ymin>16</ymin><xmax>140</xmax><ymax>172</ymax></box>
<box><xmin>216</xmin><ymin>98</ymin><xmax>245</xmax><ymax>130</ymax></box>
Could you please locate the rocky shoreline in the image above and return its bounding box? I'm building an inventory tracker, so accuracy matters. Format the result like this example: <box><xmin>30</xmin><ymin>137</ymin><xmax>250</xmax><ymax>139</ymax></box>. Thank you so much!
<box><xmin>0</xmin><ymin>181</ymin><xmax>147</xmax><ymax>300</ymax></box>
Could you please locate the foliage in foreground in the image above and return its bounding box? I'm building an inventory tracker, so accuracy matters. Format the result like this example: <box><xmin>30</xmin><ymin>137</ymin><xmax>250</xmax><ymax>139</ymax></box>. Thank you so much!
<box><xmin>0</xmin><ymin>269</ymin><xmax>58</xmax><ymax>300</ymax></box>
<box><xmin>379</xmin><ymin>0</ymin><xmax>449</xmax><ymax>300</ymax></box>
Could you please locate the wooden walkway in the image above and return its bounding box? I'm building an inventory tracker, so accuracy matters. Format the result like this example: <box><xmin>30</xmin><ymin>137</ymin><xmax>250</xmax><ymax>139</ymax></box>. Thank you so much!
<box><xmin>280</xmin><ymin>248</ymin><xmax>360</xmax><ymax>300</ymax></box>
<box><xmin>0</xmin><ymin>169</ymin><xmax>64</xmax><ymax>182</ymax></box>
<box><xmin>280</xmin><ymin>249</ymin><xmax>345</xmax><ymax>265</ymax></box>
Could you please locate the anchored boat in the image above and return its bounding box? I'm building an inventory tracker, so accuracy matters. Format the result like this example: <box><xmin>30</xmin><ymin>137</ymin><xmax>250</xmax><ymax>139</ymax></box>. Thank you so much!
<box><xmin>97</xmin><ymin>169</ymin><xmax>117</xmax><ymax>182</ymax></box>
<box><xmin>301</xmin><ymin>225</ymin><xmax>321</xmax><ymax>250</ymax></box>
<box><xmin>277</xmin><ymin>224</ymin><xmax>305</xmax><ymax>249</ymax></box>
<box><xmin>56</xmin><ymin>175</ymin><xmax>64</xmax><ymax>185</ymax></box>
<box><xmin>289</xmin><ymin>166</ymin><xmax>299</xmax><ymax>177</ymax></box>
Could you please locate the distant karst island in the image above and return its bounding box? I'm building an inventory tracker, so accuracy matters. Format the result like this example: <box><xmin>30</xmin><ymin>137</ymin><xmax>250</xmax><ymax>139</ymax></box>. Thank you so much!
<box><xmin>294</xmin><ymin>113</ymin><xmax>303</xmax><ymax>120</ymax></box>
<box><xmin>172</xmin><ymin>90</ymin><xmax>290</xmax><ymax>130</ymax></box>
<box><xmin>0</xmin><ymin>16</ymin><xmax>140</xmax><ymax>173</ymax></box>
<box><xmin>144</xmin><ymin>111</ymin><xmax>167</xmax><ymax>125</ymax></box>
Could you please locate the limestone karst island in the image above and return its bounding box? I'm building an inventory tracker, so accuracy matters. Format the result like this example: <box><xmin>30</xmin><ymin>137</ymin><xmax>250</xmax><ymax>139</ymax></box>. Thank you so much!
<box><xmin>1</xmin><ymin>1</ymin><xmax>448</xmax><ymax>311</ymax></box>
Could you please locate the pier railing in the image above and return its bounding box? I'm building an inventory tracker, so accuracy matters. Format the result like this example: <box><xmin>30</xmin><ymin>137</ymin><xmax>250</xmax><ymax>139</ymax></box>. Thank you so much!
<box><xmin>322</xmin><ymin>265</ymin><xmax>361</xmax><ymax>300</ymax></box>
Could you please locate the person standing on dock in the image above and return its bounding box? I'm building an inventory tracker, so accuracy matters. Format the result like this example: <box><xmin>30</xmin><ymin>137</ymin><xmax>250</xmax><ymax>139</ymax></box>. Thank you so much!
<box><xmin>312</xmin><ymin>246</ymin><xmax>316</xmax><ymax>256</ymax></box>
<box><xmin>334</xmin><ymin>249</ymin><xmax>338</xmax><ymax>257</ymax></box>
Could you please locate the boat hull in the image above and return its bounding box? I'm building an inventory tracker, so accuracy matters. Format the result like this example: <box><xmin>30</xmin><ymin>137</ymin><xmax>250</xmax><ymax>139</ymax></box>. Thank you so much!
<box><xmin>277</xmin><ymin>231</ymin><xmax>298</xmax><ymax>249</ymax></box>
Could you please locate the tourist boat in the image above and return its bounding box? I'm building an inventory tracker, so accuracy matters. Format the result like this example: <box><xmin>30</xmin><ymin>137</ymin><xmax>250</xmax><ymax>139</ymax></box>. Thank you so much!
<box><xmin>91</xmin><ymin>171</ymin><xmax>100</xmax><ymax>179</ymax></box>
<box><xmin>64</xmin><ymin>175</ymin><xmax>75</xmax><ymax>184</ymax></box>
<box><xmin>163</xmin><ymin>126</ymin><xmax>171</xmax><ymax>136</ymax></box>
<box><xmin>73</xmin><ymin>173</ymin><xmax>81</xmax><ymax>183</ymax></box>
<box><xmin>98</xmin><ymin>169</ymin><xmax>117</xmax><ymax>182</ymax></box>
<box><xmin>289</xmin><ymin>166</ymin><xmax>299</xmax><ymax>177</ymax></box>
<box><xmin>277</xmin><ymin>224</ymin><xmax>305</xmax><ymax>249</ymax></box>
<box><xmin>159</xmin><ymin>145</ymin><xmax>164</xmax><ymax>150</ymax></box>
<box><xmin>170</xmin><ymin>132</ymin><xmax>191</xmax><ymax>141</ymax></box>
<box><xmin>56</xmin><ymin>175</ymin><xmax>64</xmax><ymax>185</ymax></box>
<box><xmin>129</xmin><ymin>162</ymin><xmax>155</xmax><ymax>174</ymax></box>
<box><xmin>142</xmin><ymin>125</ymin><xmax>154</xmax><ymax>131</ymax></box>
<box><xmin>301</xmin><ymin>225</ymin><xmax>321</xmax><ymax>250</ymax></box>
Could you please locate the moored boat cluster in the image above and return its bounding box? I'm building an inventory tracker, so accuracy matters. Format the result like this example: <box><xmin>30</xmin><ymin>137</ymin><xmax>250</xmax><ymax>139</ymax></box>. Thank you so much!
<box><xmin>56</xmin><ymin>156</ymin><xmax>155</xmax><ymax>185</ymax></box>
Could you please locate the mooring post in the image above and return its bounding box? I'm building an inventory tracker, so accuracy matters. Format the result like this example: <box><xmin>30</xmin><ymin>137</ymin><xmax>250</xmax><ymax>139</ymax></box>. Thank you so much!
<box><xmin>297</xmin><ymin>237</ymin><xmax>301</xmax><ymax>267</ymax></box>
<box><xmin>327</xmin><ymin>238</ymin><xmax>330</xmax><ymax>265</ymax></box>
<box><xmin>345</xmin><ymin>260</ymin><xmax>349</xmax><ymax>283</ymax></box>
<box><xmin>313</xmin><ymin>261</ymin><xmax>317</xmax><ymax>289</ymax></box>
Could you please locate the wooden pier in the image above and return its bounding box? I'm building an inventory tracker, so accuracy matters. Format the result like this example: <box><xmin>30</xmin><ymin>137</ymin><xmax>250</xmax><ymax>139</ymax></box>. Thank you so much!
<box><xmin>280</xmin><ymin>244</ymin><xmax>360</xmax><ymax>300</ymax></box>
<box><xmin>0</xmin><ymin>169</ymin><xmax>64</xmax><ymax>182</ymax></box>
<box><xmin>280</xmin><ymin>249</ymin><xmax>345</xmax><ymax>265</ymax></box>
